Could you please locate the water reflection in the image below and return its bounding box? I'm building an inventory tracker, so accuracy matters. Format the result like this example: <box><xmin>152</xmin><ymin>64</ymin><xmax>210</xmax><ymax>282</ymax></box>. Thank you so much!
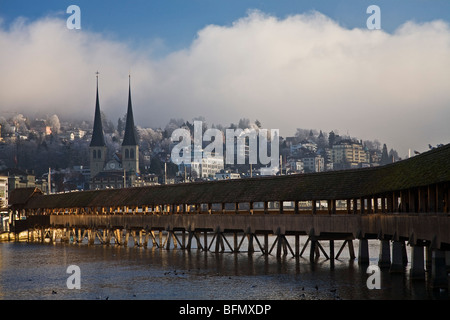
<box><xmin>0</xmin><ymin>239</ymin><xmax>448</xmax><ymax>300</ymax></box>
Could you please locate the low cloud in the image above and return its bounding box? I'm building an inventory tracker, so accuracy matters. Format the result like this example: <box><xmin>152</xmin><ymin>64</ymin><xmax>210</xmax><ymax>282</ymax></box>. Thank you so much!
<box><xmin>0</xmin><ymin>10</ymin><xmax>449</xmax><ymax>157</ymax></box>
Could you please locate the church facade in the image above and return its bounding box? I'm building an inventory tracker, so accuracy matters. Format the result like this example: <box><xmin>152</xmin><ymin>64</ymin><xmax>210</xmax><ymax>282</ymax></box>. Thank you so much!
<box><xmin>89</xmin><ymin>75</ymin><xmax>141</xmax><ymax>190</ymax></box>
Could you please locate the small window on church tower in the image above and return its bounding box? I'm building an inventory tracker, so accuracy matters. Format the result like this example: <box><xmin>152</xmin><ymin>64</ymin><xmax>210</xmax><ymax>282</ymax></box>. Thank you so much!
<box><xmin>93</xmin><ymin>150</ymin><xmax>97</xmax><ymax>159</ymax></box>
<box><xmin>125</xmin><ymin>149</ymin><xmax>130</xmax><ymax>159</ymax></box>
<box><xmin>98</xmin><ymin>149</ymin><xmax>102</xmax><ymax>158</ymax></box>
<box><xmin>130</xmin><ymin>149</ymin><xmax>134</xmax><ymax>159</ymax></box>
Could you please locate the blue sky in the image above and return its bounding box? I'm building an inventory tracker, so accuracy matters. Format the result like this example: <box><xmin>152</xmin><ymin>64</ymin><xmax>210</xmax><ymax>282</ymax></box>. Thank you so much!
<box><xmin>2</xmin><ymin>0</ymin><xmax>450</xmax><ymax>54</ymax></box>
<box><xmin>1</xmin><ymin>1</ymin><xmax>450</xmax><ymax>156</ymax></box>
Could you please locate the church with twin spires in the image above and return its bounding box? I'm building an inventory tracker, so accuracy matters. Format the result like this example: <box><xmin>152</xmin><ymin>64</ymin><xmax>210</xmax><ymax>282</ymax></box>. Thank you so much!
<box><xmin>89</xmin><ymin>74</ymin><xmax>140</xmax><ymax>190</ymax></box>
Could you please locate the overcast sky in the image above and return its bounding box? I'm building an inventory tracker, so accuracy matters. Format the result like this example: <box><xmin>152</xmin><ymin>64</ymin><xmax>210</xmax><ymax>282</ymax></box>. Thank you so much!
<box><xmin>0</xmin><ymin>1</ymin><xmax>449</xmax><ymax>157</ymax></box>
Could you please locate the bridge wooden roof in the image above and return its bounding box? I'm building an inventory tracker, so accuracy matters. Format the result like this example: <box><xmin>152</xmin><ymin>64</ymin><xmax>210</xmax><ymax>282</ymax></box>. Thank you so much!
<box><xmin>17</xmin><ymin>143</ymin><xmax>450</xmax><ymax>209</ymax></box>
<box><xmin>8</xmin><ymin>187</ymin><xmax>43</xmax><ymax>207</ymax></box>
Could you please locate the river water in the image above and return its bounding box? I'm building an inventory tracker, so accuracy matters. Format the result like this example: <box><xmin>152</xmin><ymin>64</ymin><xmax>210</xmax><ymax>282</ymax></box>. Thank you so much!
<box><xmin>0</xmin><ymin>236</ymin><xmax>448</xmax><ymax>301</ymax></box>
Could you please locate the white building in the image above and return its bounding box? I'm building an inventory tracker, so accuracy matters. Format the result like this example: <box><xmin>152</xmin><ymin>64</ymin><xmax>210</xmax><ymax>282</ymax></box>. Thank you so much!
<box><xmin>0</xmin><ymin>176</ymin><xmax>7</xmax><ymax>209</ymax></box>
<box><xmin>179</xmin><ymin>149</ymin><xmax>225</xmax><ymax>179</ymax></box>
<box><xmin>192</xmin><ymin>156</ymin><xmax>224</xmax><ymax>178</ymax></box>
<box><xmin>259</xmin><ymin>166</ymin><xmax>279</xmax><ymax>176</ymax></box>
<box><xmin>302</xmin><ymin>155</ymin><xmax>324</xmax><ymax>173</ymax></box>
<box><xmin>289</xmin><ymin>160</ymin><xmax>304</xmax><ymax>173</ymax></box>
<box><xmin>215</xmin><ymin>171</ymin><xmax>240</xmax><ymax>180</ymax></box>
<box><xmin>0</xmin><ymin>176</ymin><xmax>8</xmax><ymax>232</ymax></box>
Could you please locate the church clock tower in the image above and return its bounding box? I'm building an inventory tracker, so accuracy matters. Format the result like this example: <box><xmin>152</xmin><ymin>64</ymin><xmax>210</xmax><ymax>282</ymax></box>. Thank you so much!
<box><xmin>89</xmin><ymin>73</ymin><xmax>107</xmax><ymax>182</ymax></box>
<box><xmin>121</xmin><ymin>76</ymin><xmax>139</xmax><ymax>179</ymax></box>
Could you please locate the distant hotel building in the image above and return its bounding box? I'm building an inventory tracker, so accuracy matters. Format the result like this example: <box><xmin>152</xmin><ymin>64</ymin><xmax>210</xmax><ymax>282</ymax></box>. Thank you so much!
<box><xmin>330</xmin><ymin>140</ymin><xmax>369</xmax><ymax>168</ymax></box>
<box><xmin>0</xmin><ymin>175</ymin><xmax>7</xmax><ymax>210</ymax></box>
<box><xmin>302</xmin><ymin>155</ymin><xmax>324</xmax><ymax>173</ymax></box>
<box><xmin>178</xmin><ymin>149</ymin><xmax>225</xmax><ymax>180</ymax></box>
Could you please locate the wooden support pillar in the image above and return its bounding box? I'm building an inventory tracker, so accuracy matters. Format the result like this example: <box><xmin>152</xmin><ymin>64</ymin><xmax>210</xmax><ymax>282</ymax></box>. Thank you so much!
<box><xmin>164</xmin><ymin>229</ymin><xmax>172</xmax><ymax>249</ymax></box>
<box><xmin>279</xmin><ymin>201</ymin><xmax>283</xmax><ymax>214</ymax></box>
<box><xmin>186</xmin><ymin>228</ymin><xmax>193</xmax><ymax>251</ymax></box>
<box><xmin>235</xmin><ymin>202</ymin><xmax>239</xmax><ymax>214</ymax></box>
<box><xmin>393</xmin><ymin>192</ymin><xmax>399</xmax><ymax>213</ymax></box>
<box><xmin>247</xmin><ymin>233</ymin><xmax>255</xmax><ymax>255</ymax></box>
<box><xmin>444</xmin><ymin>182</ymin><xmax>450</xmax><ymax>213</ymax></box>
<box><xmin>264</xmin><ymin>201</ymin><xmax>269</xmax><ymax>214</ymax></box>
<box><xmin>264</xmin><ymin>233</ymin><xmax>269</xmax><ymax>255</ymax></box>
<box><xmin>378</xmin><ymin>239</ymin><xmax>391</xmax><ymax>268</ymax></box>
<box><xmin>367</xmin><ymin>197</ymin><xmax>372</xmax><ymax>214</ymax></box>
<box><xmin>390</xmin><ymin>241</ymin><xmax>406</xmax><ymax>273</ymax></box>
<box><xmin>348</xmin><ymin>240</ymin><xmax>355</xmax><ymax>260</ymax></box>
<box><xmin>181</xmin><ymin>230</ymin><xmax>186</xmax><ymax>249</ymax></box>
<box><xmin>346</xmin><ymin>199</ymin><xmax>352</xmax><ymax>214</ymax></box>
<box><xmin>269</xmin><ymin>228</ymin><xmax>294</xmax><ymax>258</ymax></box>
<box><xmin>373</xmin><ymin>196</ymin><xmax>379</xmax><ymax>213</ymax></box>
<box><xmin>312</xmin><ymin>200</ymin><xmax>317</xmax><ymax>215</ymax></box>
<box><xmin>207</xmin><ymin>203</ymin><xmax>212</xmax><ymax>215</ymax></box>
<box><xmin>431</xmin><ymin>249</ymin><xmax>448</xmax><ymax>290</ymax></box>
<box><xmin>426</xmin><ymin>184</ymin><xmax>435</xmax><ymax>212</ymax></box>
<box><xmin>329</xmin><ymin>240</ymin><xmax>335</xmax><ymax>268</ymax></box>
<box><xmin>426</xmin><ymin>246</ymin><xmax>432</xmax><ymax>272</ymax></box>
<box><xmin>437</xmin><ymin>183</ymin><xmax>444</xmax><ymax>212</ymax></box>
<box><xmin>408</xmin><ymin>188</ymin><xmax>417</xmax><ymax>213</ymax></box>
<box><xmin>233</xmin><ymin>232</ymin><xmax>239</xmax><ymax>252</ymax></box>
<box><xmin>410</xmin><ymin>245</ymin><xmax>425</xmax><ymax>280</ymax></box>
<box><xmin>360</xmin><ymin>198</ymin><xmax>365</xmax><ymax>214</ymax></box>
<box><xmin>309</xmin><ymin>238</ymin><xmax>317</xmax><ymax>262</ymax></box>
<box><xmin>203</xmin><ymin>230</ymin><xmax>208</xmax><ymax>251</ymax></box>
<box><xmin>418</xmin><ymin>187</ymin><xmax>427</xmax><ymax>213</ymax></box>
<box><xmin>139</xmin><ymin>230</ymin><xmax>144</xmax><ymax>247</ymax></box>
<box><xmin>115</xmin><ymin>229</ymin><xmax>122</xmax><ymax>245</ymax></box>
<box><xmin>353</xmin><ymin>198</ymin><xmax>358</xmax><ymax>214</ymax></box>
<box><xmin>402</xmin><ymin>190</ymin><xmax>410</xmax><ymax>212</ymax></box>
<box><xmin>358</xmin><ymin>238</ymin><xmax>369</xmax><ymax>264</ymax></box>
<box><xmin>172</xmin><ymin>231</ymin><xmax>178</xmax><ymax>249</ymax></box>
<box><xmin>327</xmin><ymin>200</ymin><xmax>332</xmax><ymax>214</ymax></box>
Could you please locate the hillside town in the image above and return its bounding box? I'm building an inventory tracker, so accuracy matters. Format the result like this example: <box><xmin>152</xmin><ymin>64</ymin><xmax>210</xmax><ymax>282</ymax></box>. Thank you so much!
<box><xmin>0</xmin><ymin>78</ymin><xmax>403</xmax><ymax>214</ymax></box>
<box><xmin>0</xmin><ymin>110</ymin><xmax>400</xmax><ymax>210</ymax></box>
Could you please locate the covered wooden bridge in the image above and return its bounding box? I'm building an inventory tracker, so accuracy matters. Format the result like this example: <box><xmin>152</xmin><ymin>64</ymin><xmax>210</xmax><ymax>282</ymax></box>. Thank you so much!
<box><xmin>8</xmin><ymin>143</ymin><xmax>450</xmax><ymax>289</ymax></box>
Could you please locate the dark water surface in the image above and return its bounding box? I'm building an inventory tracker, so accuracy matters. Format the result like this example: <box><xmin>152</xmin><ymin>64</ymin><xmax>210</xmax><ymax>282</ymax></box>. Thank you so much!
<box><xmin>0</xmin><ymin>237</ymin><xmax>448</xmax><ymax>301</ymax></box>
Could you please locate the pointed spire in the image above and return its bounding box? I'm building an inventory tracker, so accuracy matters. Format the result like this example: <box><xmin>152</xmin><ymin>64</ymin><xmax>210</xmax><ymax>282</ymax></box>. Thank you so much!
<box><xmin>122</xmin><ymin>74</ymin><xmax>138</xmax><ymax>146</ymax></box>
<box><xmin>90</xmin><ymin>72</ymin><xmax>106</xmax><ymax>147</ymax></box>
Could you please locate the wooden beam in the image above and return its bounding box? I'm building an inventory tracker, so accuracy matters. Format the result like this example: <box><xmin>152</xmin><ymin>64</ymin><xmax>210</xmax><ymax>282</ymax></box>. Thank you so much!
<box><xmin>312</xmin><ymin>200</ymin><xmax>317</xmax><ymax>215</ymax></box>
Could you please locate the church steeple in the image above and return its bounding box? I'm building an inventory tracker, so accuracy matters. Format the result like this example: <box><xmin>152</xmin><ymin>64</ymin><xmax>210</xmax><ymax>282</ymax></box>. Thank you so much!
<box><xmin>121</xmin><ymin>75</ymin><xmax>139</xmax><ymax>178</ymax></box>
<box><xmin>122</xmin><ymin>75</ymin><xmax>138</xmax><ymax>146</ymax></box>
<box><xmin>89</xmin><ymin>72</ymin><xmax>108</xmax><ymax>185</ymax></box>
<box><xmin>90</xmin><ymin>72</ymin><xmax>106</xmax><ymax>147</ymax></box>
